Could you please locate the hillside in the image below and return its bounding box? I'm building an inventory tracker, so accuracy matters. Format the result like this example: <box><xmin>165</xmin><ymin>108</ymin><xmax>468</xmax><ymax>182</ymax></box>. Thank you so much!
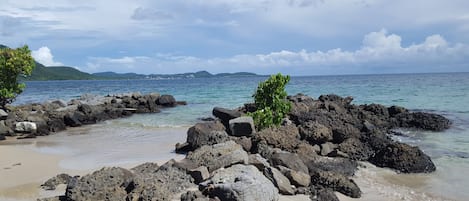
<box><xmin>24</xmin><ymin>62</ymin><xmax>97</xmax><ymax>81</ymax></box>
<box><xmin>93</xmin><ymin>71</ymin><xmax>259</xmax><ymax>79</ymax></box>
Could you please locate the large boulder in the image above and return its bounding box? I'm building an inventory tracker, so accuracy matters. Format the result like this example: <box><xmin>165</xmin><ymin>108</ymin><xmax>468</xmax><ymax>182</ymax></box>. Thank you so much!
<box><xmin>15</xmin><ymin>122</ymin><xmax>37</xmax><ymax>133</ymax></box>
<box><xmin>157</xmin><ymin>95</ymin><xmax>176</xmax><ymax>107</ymax></box>
<box><xmin>186</xmin><ymin>121</ymin><xmax>228</xmax><ymax>151</ymax></box>
<box><xmin>199</xmin><ymin>164</ymin><xmax>279</xmax><ymax>201</ymax></box>
<box><xmin>270</xmin><ymin>152</ymin><xmax>309</xmax><ymax>174</ymax></box>
<box><xmin>277</xmin><ymin>166</ymin><xmax>311</xmax><ymax>187</ymax></box>
<box><xmin>253</xmin><ymin>124</ymin><xmax>301</xmax><ymax>152</ymax></box>
<box><xmin>310</xmin><ymin>170</ymin><xmax>361</xmax><ymax>198</ymax></box>
<box><xmin>212</xmin><ymin>107</ymin><xmax>242</xmax><ymax>131</ymax></box>
<box><xmin>298</xmin><ymin>121</ymin><xmax>333</xmax><ymax>144</ymax></box>
<box><xmin>0</xmin><ymin>120</ymin><xmax>13</xmax><ymax>136</ymax></box>
<box><xmin>395</xmin><ymin>112</ymin><xmax>451</xmax><ymax>131</ymax></box>
<box><xmin>0</xmin><ymin>109</ymin><xmax>8</xmax><ymax>120</ymax></box>
<box><xmin>65</xmin><ymin>167</ymin><xmax>134</xmax><ymax>201</ymax></box>
<box><xmin>41</xmin><ymin>173</ymin><xmax>74</xmax><ymax>190</ymax></box>
<box><xmin>186</xmin><ymin>141</ymin><xmax>249</xmax><ymax>172</ymax></box>
<box><xmin>369</xmin><ymin>142</ymin><xmax>436</xmax><ymax>173</ymax></box>
<box><xmin>263</xmin><ymin>167</ymin><xmax>295</xmax><ymax>195</ymax></box>
<box><xmin>229</xmin><ymin>116</ymin><xmax>255</xmax><ymax>137</ymax></box>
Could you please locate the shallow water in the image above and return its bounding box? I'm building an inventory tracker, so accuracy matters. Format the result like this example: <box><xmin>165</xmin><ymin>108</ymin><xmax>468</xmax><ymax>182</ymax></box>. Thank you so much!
<box><xmin>12</xmin><ymin>72</ymin><xmax>469</xmax><ymax>200</ymax></box>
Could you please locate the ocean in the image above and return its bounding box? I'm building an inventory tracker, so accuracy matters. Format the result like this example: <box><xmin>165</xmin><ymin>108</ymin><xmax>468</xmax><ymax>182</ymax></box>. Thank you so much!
<box><xmin>13</xmin><ymin>72</ymin><xmax>469</xmax><ymax>200</ymax></box>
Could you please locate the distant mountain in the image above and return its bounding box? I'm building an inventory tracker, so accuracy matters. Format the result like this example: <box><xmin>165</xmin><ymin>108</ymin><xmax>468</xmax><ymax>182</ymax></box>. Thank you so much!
<box><xmin>92</xmin><ymin>71</ymin><xmax>259</xmax><ymax>80</ymax></box>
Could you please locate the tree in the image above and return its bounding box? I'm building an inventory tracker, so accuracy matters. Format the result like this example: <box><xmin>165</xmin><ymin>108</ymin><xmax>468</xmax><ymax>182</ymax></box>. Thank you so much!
<box><xmin>249</xmin><ymin>73</ymin><xmax>291</xmax><ymax>130</ymax></box>
<box><xmin>0</xmin><ymin>45</ymin><xmax>35</xmax><ymax>109</ymax></box>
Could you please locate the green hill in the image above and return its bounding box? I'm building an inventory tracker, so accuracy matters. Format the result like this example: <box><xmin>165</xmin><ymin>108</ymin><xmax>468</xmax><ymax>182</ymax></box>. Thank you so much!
<box><xmin>23</xmin><ymin>62</ymin><xmax>97</xmax><ymax>81</ymax></box>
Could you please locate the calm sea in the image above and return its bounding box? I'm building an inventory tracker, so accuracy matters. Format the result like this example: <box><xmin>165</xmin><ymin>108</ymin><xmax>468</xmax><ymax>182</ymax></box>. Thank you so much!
<box><xmin>14</xmin><ymin>73</ymin><xmax>469</xmax><ymax>200</ymax></box>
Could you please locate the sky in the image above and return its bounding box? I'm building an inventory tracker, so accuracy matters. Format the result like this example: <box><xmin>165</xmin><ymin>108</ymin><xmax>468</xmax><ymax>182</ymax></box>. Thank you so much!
<box><xmin>1</xmin><ymin>0</ymin><xmax>469</xmax><ymax>75</ymax></box>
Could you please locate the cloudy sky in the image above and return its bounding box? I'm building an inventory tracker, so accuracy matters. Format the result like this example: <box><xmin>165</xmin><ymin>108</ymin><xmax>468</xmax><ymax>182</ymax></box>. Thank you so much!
<box><xmin>1</xmin><ymin>0</ymin><xmax>469</xmax><ymax>75</ymax></box>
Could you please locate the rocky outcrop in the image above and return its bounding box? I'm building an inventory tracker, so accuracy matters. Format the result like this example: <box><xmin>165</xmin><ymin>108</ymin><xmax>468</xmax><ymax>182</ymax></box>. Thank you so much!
<box><xmin>229</xmin><ymin>116</ymin><xmax>255</xmax><ymax>137</ymax></box>
<box><xmin>184</xmin><ymin>121</ymin><xmax>228</xmax><ymax>151</ymax></box>
<box><xmin>199</xmin><ymin>164</ymin><xmax>279</xmax><ymax>201</ymax></box>
<box><xmin>212</xmin><ymin>107</ymin><xmax>241</xmax><ymax>132</ymax></box>
<box><xmin>2</xmin><ymin>92</ymin><xmax>184</xmax><ymax>139</ymax></box>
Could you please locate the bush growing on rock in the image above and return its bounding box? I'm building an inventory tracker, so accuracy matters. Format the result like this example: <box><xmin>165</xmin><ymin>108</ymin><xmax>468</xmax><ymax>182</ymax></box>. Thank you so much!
<box><xmin>0</xmin><ymin>45</ymin><xmax>35</xmax><ymax>109</ymax></box>
<box><xmin>249</xmin><ymin>73</ymin><xmax>291</xmax><ymax>130</ymax></box>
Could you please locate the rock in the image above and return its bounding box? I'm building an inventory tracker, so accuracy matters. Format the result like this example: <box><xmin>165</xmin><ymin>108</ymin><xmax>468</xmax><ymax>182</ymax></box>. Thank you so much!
<box><xmin>189</xmin><ymin>166</ymin><xmax>210</xmax><ymax>184</ymax></box>
<box><xmin>277</xmin><ymin>166</ymin><xmax>311</xmax><ymax>187</ymax></box>
<box><xmin>37</xmin><ymin>196</ymin><xmax>66</xmax><ymax>201</ymax></box>
<box><xmin>0</xmin><ymin>120</ymin><xmax>13</xmax><ymax>136</ymax></box>
<box><xmin>270</xmin><ymin>152</ymin><xmax>309</xmax><ymax>174</ymax></box>
<box><xmin>15</xmin><ymin>122</ymin><xmax>37</xmax><ymax>133</ymax></box>
<box><xmin>0</xmin><ymin>134</ymin><xmax>5</xmax><ymax>140</ymax></box>
<box><xmin>181</xmin><ymin>190</ymin><xmax>209</xmax><ymax>201</ymax></box>
<box><xmin>338</xmin><ymin>138</ymin><xmax>374</xmax><ymax>161</ymax></box>
<box><xmin>304</xmin><ymin>156</ymin><xmax>358</xmax><ymax>177</ymax></box>
<box><xmin>253</xmin><ymin>124</ymin><xmax>301</xmax><ymax>152</ymax></box>
<box><xmin>130</xmin><ymin>162</ymin><xmax>159</xmax><ymax>174</ymax></box>
<box><xmin>186</xmin><ymin>141</ymin><xmax>249</xmax><ymax>172</ymax></box>
<box><xmin>175</xmin><ymin>142</ymin><xmax>192</xmax><ymax>153</ymax></box>
<box><xmin>233</xmin><ymin>136</ymin><xmax>252</xmax><ymax>152</ymax></box>
<box><xmin>264</xmin><ymin>167</ymin><xmax>295</xmax><ymax>195</ymax></box>
<box><xmin>229</xmin><ymin>116</ymin><xmax>255</xmax><ymax>137</ymax></box>
<box><xmin>186</xmin><ymin>121</ymin><xmax>228</xmax><ymax>151</ymax></box>
<box><xmin>320</xmin><ymin>142</ymin><xmax>337</xmax><ymax>156</ymax></box>
<box><xmin>0</xmin><ymin>109</ymin><xmax>8</xmax><ymax>120</ymax></box>
<box><xmin>310</xmin><ymin>187</ymin><xmax>339</xmax><ymax>201</ymax></box>
<box><xmin>41</xmin><ymin>173</ymin><xmax>74</xmax><ymax>190</ymax></box>
<box><xmin>63</xmin><ymin>112</ymin><xmax>83</xmax><ymax>127</ymax></box>
<box><xmin>331</xmin><ymin>123</ymin><xmax>361</xmax><ymax>143</ymax></box>
<box><xmin>65</xmin><ymin>167</ymin><xmax>134</xmax><ymax>201</ymax></box>
<box><xmin>248</xmin><ymin>154</ymin><xmax>270</xmax><ymax>171</ymax></box>
<box><xmin>199</xmin><ymin>164</ymin><xmax>279</xmax><ymax>201</ymax></box>
<box><xmin>298</xmin><ymin>121</ymin><xmax>333</xmax><ymax>144</ymax></box>
<box><xmin>212</xmin><ymin>107</ymin><xmax>242</xmax><ymax>131</ymax></box>
<box><xmin>157</xmin><ymin>94</ymin><xmax>176</xmax><ymax>107</ymax></box>
<box><xmin>310</xmin><ymin>170</ymin><xmax>361</xmax><ymax>198</ymax></box>
<box><xmin>369</xmin><ymin>141</ymin><xmax>436</xmax><ymax>173</ymax></box>
<box><xmin>395</xmin><ymin>112</ymin><xmax>452</xmax><ymax>131</ymax></box>
<box><xmin>128</xmin><ymin>159</ymin><xmax>194</xmax><ymax>201</ymax></box>
<box><xmin>388</xmin><ymin>105</ymin><xmax>408</xmax><ymax>116</ymax></box>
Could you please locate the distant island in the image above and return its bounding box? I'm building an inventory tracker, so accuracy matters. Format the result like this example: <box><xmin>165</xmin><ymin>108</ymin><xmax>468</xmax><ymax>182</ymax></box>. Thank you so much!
<box><xmin>24</xmin><ymin>62</ymin><xmax>260</xmax><ymax>81</ymax></box>
<box><xmin>1</xmin><ymin>44</ymin><xmax>260</xmax><ymax>81</ymax></box>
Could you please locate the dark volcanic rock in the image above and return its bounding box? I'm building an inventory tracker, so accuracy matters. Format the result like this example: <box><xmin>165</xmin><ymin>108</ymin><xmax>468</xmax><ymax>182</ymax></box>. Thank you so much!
<box><xmin>229</xmin><ymin>116</ymin><xmax>255</xmax><ymax>137</ymax></box>
<box><xmin>253</xmin><ymin>124</ymin><xmax>301</xmax><ymax>152</ymax></box>
<box><xmin>263</xmin><ymin>166</ymin><xmax>295</xmax><ymax>195</ymax></box>
<box><xmin>186</xmin><ymin>141</ymin><xmax>248</xmax><ymax>172</ymax></box>
<box><xmin>157</xmin><ymin>94</ymin><xmax>177</xmax><ymax>107</ymax></box>
<box><xmin>212</xmin><ymin>107</ymin><xmax>242</xmax><ymax>131</ymax></box>
<box><xmin>310</xmin><ymin>187</ymin><xmax>339</xmax><ymax>201</ymax></box>
<box><xmin>41</xmin><ymin>173</ymin><xmax>74</xmax><ymax>190</ymax></box>
<box><xmin>186</xmin><ymin>121</ymin><xmax>228</xmax><ymax>151</ymax></box>
<box><xmin>369</xmin><ymin>142</ymin><xmax>436</xmax><ymax>173</ymax></box>
<box><xmin>310</xmin><ymin>170</ymin><xmax>361</xmax><ymax>198</ymax></box>
<box><xmin>298</xmin><ymin>121</ymin><xmax>333</xmax><ymax>144</ymax></box>
<box><xmin>270</xmin><ymin>152</ymin><xmax>309</xmax><ymax>174</ymax></box>
<box><xmin>395</xmin><ymin>112</ymin><xmax>451</xmax><ymax>131</ymax></box>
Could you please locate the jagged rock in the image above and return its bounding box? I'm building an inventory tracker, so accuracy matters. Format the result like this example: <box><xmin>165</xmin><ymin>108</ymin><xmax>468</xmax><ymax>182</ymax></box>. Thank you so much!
<box><xmin>298</xmin><ymin>121</ymin><xmax>333</xmax><ymax>144</ymax></box>
<box><xmin>395</xmin><ymin>112</ymin><xmax>452</xmax><ymax>131</ymax></box>
<box><xmin>63</xmin><ymin>112</ymin><xmax>83</xmax><ymax>127</ymax></box>
<box><xmin>264</xmin><ymin>167</ymin><xmax>295</xmax><ymax>195</ymax></box>
<box><xmin>175</xmin><ymin>142</ymin><xmax>192</xmax><ymax>153</ymax></box>
<box><xmin>229</xmin><ymin>116</ymin><xmax>255</xmax><ymax>137</ymax></box>
<box><xmin>388</xmin><ymin>105</ymin><xmax>408</xmax><ymax>116</ymax></box>
<box><xmin>212</xmin><ymin>107</ymin><xmax>241</xmax><ymax>131</ymax></box>
<box><xmin>0</xmin><ymin>109</ymin><xmax>8</xmax><ymax>120</ymax></box>
<box><xmin>189</xmin><ymin>166</ymin><xmax>210</xmax><ymax>184</ymax></box>
<box><xmin>181</xmin><ymin>190</ymin><xmax>209</xmax><ymax>201</ymax></box>
<box><xmin>369</xmin><ymin>141</ymin><xmax>436</xmax><ymax>173</ymax></box>
<box><xmin>157</xmin><ymin>94</ymin><xmax>176</xmax><ymax>107</ymax></box>
<box><xmin>186</xmin><ymin>121</ymin><xmax>228</xmax><ymax>151</ymax></box>
<box><xmin>65</xmin><ymin>167</ymin><xmax>134</xmax><ymax>201</ymax></box>
<box><xmin>310</xmin><ymin>170</ymin><xmax>361</xmax><ymax>198</ymax></box>
<box><xmin>0</xmin><ymin>120</ymin><xmax>13</xmax><ymax>136</ymax></box>
<box><xmin>41</xmin><ymin>173</ymin><xmax>74</xmax><ymax>190</ymax></box>
<box><xmin>15</xmin><ymin>122</ymin><xmax>37</xmax><ymax>133</ymax></box>
<box><xmin>320</xmin><ymin>142</ymin><xmax>337</xmax><ymax>156</ymax></box>
<box><xmin>310</xmin><ymin>187</ymin><xmax>339</xmax><ymax>201</ymax></box>
<box><xmin>277</xmin><ymin>166</ymin><xmax>311</xmax><ymax>187</ymax></box>
<box><xmin>338</xmin><ymin>138</ymin><xmax>374</xmax><ymax>161</ymax></box>
<box><xmin>233</xmin><ymin>136</ymin><xmax>252</xmax><ymax>152</ymax></box>
<box><xmin>248</xmin><ymin>154</ymin><xmax>270</xmax><ymax>171</ymax></box>
<box><xmin>253</xmin><ymin>124</ymin><xmax>301</xmax><ymax>152</ymax></box>
<box><xmin>270</xmin><ymin>152</ymin><xmax>309</xmax><ymax>174</ymax></box>
<box><xmin>200</xmin><ymin>164</ymin><xmax>279</xmax><ymax>201</ymax></box>
<box><xmin>131</xmin><ymin>162</ymin><xmax>159</xmax><ymax>174</ymax></box>
<box><xmin>304</xmin><ymin>156</ymin><xmax>358</xmax><ymax>177</ymax></box>
<box><xmin>186</xmin><ymin>141</ymin><xmax>249</xmax><ymax>172</ymax></box>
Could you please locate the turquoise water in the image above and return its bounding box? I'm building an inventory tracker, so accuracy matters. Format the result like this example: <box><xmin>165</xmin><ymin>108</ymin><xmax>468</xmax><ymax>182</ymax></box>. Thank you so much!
<box><xmin>14</xmin><ymin>72</ymin><xmax>469</xmax><ymax>200</ymax></box>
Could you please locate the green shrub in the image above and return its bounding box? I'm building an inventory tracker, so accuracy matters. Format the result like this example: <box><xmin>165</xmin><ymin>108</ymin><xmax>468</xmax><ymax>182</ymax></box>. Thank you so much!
<box><xmin>0</xmin><ymin>45</ymin><xmax>35</xmax><ymax>109</ymax></box>
<box><xmin>249</xmin><ymin>73</ymin><xmax>291</xmax><ymax>130</ymax></box>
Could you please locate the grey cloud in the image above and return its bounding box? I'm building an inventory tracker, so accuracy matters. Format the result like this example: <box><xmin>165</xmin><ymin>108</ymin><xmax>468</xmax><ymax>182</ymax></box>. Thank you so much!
<box><xmin>131</xmin><ymin>7</ymin><xmax>174</xmax><ymax>21</ymax></box>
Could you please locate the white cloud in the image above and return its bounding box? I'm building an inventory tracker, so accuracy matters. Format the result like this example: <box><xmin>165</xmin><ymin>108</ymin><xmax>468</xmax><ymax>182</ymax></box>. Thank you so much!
<box><xmin>31</xmin><ymin>46</ymin><xmax>63</xmax><ymax>66</ymax></box>
<box><xmin>83</xmin><ymin>30</ymin><xmax>469</xmax><ymax>75</ymax></box>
